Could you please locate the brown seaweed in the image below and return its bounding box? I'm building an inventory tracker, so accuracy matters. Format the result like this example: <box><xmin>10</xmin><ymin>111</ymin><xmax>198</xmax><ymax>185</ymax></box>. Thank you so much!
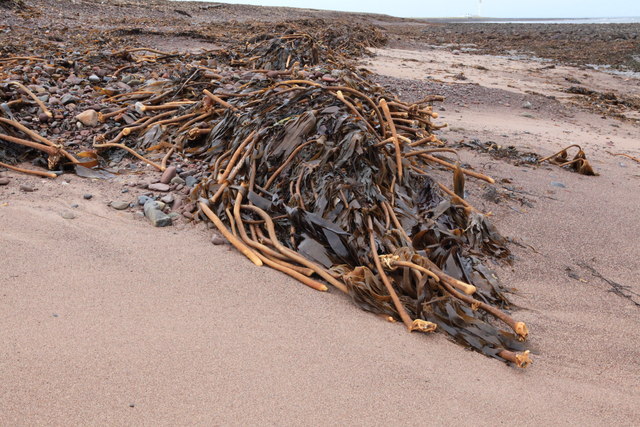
<box><xmin>0</xmin><ymin>22</ymin><xmax>531</xmax><ymax>367</ymax></box>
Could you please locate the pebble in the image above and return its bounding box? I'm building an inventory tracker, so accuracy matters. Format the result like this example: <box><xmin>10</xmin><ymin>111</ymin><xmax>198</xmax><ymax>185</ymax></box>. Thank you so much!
<box><xmin>61</xmin><ymin>211</ymin><xmax>76</xmax><ymax>220</ymax></box>
<box><xmin>60</xmin><ymin>94</ymin><xmax>79</xmax><ymax>105</ymax></box>
<box><xmin>160</xmin><ymin>194</ymin><xmax>174</xmax><ymax>204</ymax></box>
<box><xmin>38</xmin><ymin>113</ymin><xmax>51</xmax><ymax>123</ymax></box>
<box><xmin>88</xmin><ymin>74</ymin><xmax>101</xmax><ymax>83</ymax></box>
<box><xmin>75</xmin><ymin>109</ymin><xmax>99</xmax><ymax>127</ymax></box>
<box><xmin>0</xmin><ymin>177</ymin><xmax>9</xmax><ymax>185</ymax></box>
<box><xmin>110</xmin><ymin>201</ymin><xmax>130</xmax><ymax>210</ymax></box>
<box><xmin>551</xmin><ymin>181</ymin><xmax>566</xmax><ymax>188</ymax></box>
<box><xmin>19</xmin><ymin>184</ymin><xmax>35</xmax><ymax>192</ymax></box>
<box><xmin>143</xmin><ymin>200</ymin><xmax>172</xmax><ymax>227</ymax></box>
<box><xmin>71</xmin><ymin>203</ymin><xmax>79</xmax><ymax>208</ymax></box>
<box><xmin>65</xmin><ymin>75</ymin><xmax>83</xmax><ymax>85</ymax></box>
<box><xmin>170</xmin><ymin>176</ymin><xmax>186</xmax><ymax>185</ymax></box>
<box><xmin>148</xmin><ymin>182</ymin><xmax>170</xmax><ymax>192</ymax></box>
<box><xmin>185</xmin><ymin>176</ymin><xmax>197</xmax><ymax>187</ymax></box>
<box><xmin>211</xmin><ymin>232</ymin><xmax>226</xmax><ymax>245</ymax></box>
<box><xmin>160</xmin><ymin>166</ymin><xmax>177</xmax><ymax>184</ymax></box>
<box><xmin>522</xmin><ymin>101</ymin><xmax>532</xmax><ymax>109</ymax></box>
<box><xmin>172</xmin><ymin>196</ymin><xmax>183</xmax><ymax>212</ymax></box>
<box><xmin>83</xmin><ymin>194</ymin><xmax>93</xmax><ymax>200</ymax></box>
<box><xmin>138</xmin><ymin>195</ymin><xmax>152</xmax><ymax>206</ymax></box>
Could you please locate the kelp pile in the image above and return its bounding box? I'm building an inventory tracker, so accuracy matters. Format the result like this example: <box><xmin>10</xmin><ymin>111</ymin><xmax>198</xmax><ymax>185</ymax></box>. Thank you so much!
<box><xmin>0</xmin><ymin>23</ymin><xmax>531</xmax><ymax>367</ymax></box>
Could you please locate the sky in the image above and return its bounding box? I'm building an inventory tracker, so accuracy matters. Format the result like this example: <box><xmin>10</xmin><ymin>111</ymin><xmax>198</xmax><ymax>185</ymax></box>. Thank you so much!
<box><xmin>186</xmin><ymin>0</ymin><xmax>640</xmax><ymax>19</ymax></box>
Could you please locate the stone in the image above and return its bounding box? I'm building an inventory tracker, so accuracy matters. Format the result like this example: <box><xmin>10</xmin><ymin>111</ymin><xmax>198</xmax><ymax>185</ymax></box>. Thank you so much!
<box><xmin>170</xmin><ymin>176</ymin><xmax>185</xmax><ymax>185</ymax></box>
<box><xmin>148</xmin><ymin>182</ymin><xmax>170</xmax><ymax>192</ymax></box>
<box><xmin>19</xmin><ymin>184</ymin><xmax>35</xmax><ymax>192</ymax></box>
<box><xmin>60</xmin><ymin>94</ymin><xmax>79</xmax><ymax>105</ymax></box>
<box><xmin>83</xmin><ymin>193</ymin><xmax>93</xmax><ymax>200</ymax></box>
<box><xmin>143</xmin><ymin>200</ymin><xmax>172</xmax><ymax>227</ymax></box>
<box><xmin>551</xmin><ymin>181</ymin><xmax>566</xmax><ymax>188</ymax></box>
<box><xmin>65</xmin><ymin>75</ymin><xmax>83</xmax><ymax>85</ymax></box>
<box><xmin>211</xmin><ymin>232</ymin><xmax>226</xmax><ymax>245</ymax></box>
<box><xmin>160</xmin><ymin>166</ymin><xmax>177</xmax><ymax>184</ymax></box>
<box><xmin>185</xmin><ymin>176</ymin><xmax>197</xmax><ymax>187</ymax></box>
<box><xmin>138</xmin><ymin>195</ymin><xmax>152</xmax><ymax>206</ymax></box>
<box><xmin>88</xmin><ymin>74</ymin><xmax>101</xmax><ymax>83</ymax></box>
<box><xmin>522</xmin><ymin>101</ymin><xmax>532</xmax><ymax>109</ymax></box>
<box><xmin>0</xmin><ymin>177</ymin><xmax>9</xmax><ymax>185</ymax></box>
<box><xmin>75</xmin><ymin>109</ymin><xmax>99</xmax><ymax>127</ymax></box>
<box><xmin>61</xmin><ymin>211</ymin><xmax>76</xmax><ymax>220</ymax></box>
<box><xmin>110</xmin><ymin>201</ymin><xmax>130</xmax><ymax>210</ymax></box>
<box><xmin>172</xmin><ymin>196</ymin><xmax>183</xmax><ymax>212</ymax></box>
<box><xmin>160</xmin><ymin>194</ymin><xmax>174</xmax><ymax>204</ymax></box>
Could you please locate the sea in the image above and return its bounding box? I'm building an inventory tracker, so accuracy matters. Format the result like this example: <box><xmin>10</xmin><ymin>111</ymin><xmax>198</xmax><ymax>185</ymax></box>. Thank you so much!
<box><xmin>464</xmin><ymin>17</ymin><xmax>640</xmax><ymax>24</ymax></box>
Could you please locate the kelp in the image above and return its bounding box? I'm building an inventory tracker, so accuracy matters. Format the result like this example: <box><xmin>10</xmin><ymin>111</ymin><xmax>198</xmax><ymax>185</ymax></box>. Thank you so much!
<box><xmin>1</xmin><ymin>23</ymin><xmax>531</xmax><ymax>367</ymax></box>
<box><xmin>539</xmin><ymin>144</ymin><xmax>598</xmax><ymax>175</ymax></box>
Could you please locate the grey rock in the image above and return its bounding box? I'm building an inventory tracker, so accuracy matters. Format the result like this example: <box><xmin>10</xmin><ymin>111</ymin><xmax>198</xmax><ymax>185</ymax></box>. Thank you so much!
<box><xmin>160</xmin><ymin>194</ymin><xmax>174</xmax><ymax>204</ymax></box>
<box><xmin>88</xmin><ymin>74</ymin><xmax>101</xmax><ymax>83</ymax></box>
<box><xmin>60</xmin><ymin>94</ymin><xmax>79</xmax><ymax>105</ymax></box>
<box><xmin>185</xmin><ymin>176</ymin><xmax>197</xmax><ymax>187</ymax></box>
<box><xmin>168</xmin><ymin>212</ymin><xmax>180</xmax><ymax>219</ymax></box>
<box><xmin>522</xmin><ymin>101</ymin><xmax>532</xmax><ymax>109</ymax></box>
<box><xmin>148</xmin><ymin>182</ymin><xmax>170</xmax><ymax>192</ymax></box>
<box><xmin>110</xmin><ymin>201</ymin><xmax>130</xmax><ymax>210</ymax></box>
<box><xmin>170</xmin><ymin>175</ymin><xmax>185</xmax><ymax>185</ymax></box>
<box><xmin>550</xmin><ymin>181</ymin><xmax>566</xmax><ymax>188</ymax></box>
<box><xmin>143</xmin><ymin>200</ymin><xmax>172</xmax><ymax>227</ymax></box>
<box><xmin>83</xmin><ymin>194</ymin><xmax>93</xmax><ymax>200</ymax></box>
<box><xmin>160</xmin><ymin>166</ymin><xmax>177</xmax><ymax>184</ymax></box>
<box><xmin>0</xmin><ymin>177</ymin><xmax>9</xmax><ymax>185</ymax></box>
<box><xmin>138</xmin><ymin>195</ymin><xmax>152</xmax><ymax>206</ymax></box>
<box><xmin>71</xmin><ymin>203</ymin><xmax>79</xmax><ymax>208</ymax></box>
<box><xmin>61</xmin><ymin>211</ymin><xmax>76</xmax><ymax>219</ymax></box>
<box><xmin>19</xmin><ymin>184</ymin><xmax>35</xmax><ymax>192</ymax></box>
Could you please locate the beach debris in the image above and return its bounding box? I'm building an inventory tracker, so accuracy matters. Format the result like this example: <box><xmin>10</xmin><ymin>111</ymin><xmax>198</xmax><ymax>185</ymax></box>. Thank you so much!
<box><xmin>539</xmin><ymin>144</ymin><xmax>598</xmax><ymax>175</ymax></box>
<box><xmin>0</xmin><ymin>21</ymin><xmax>531</xmax><ymax>367</ymax></box>
<box><xmin>607</xmin><ymin>152</ymin><xmax>640</xmax><ymax>164</ymax></box>
<box><xmin>578</xmin><ymin>262</ymin><xmax>640</xmax><ymax>308</ymax></box>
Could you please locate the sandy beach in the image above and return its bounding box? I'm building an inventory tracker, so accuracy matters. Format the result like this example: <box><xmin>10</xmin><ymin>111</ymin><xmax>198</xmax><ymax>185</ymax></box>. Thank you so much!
<box><xmin>1</xmin><ymin>1</ymin><xmax>639</xmax><ymax>424</ymax></box>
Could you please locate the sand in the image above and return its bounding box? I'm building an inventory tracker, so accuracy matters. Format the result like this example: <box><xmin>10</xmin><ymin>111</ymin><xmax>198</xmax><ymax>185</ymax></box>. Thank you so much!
<box><xmin>2</xmin><ymin>14</ymin><xmax>640</xmax><ymax>427</ymax></box>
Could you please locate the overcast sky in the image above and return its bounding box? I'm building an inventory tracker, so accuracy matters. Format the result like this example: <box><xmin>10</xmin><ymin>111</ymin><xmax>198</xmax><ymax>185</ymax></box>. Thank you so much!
<box><xmin>190</xmin><ymin>0</ymin><xmax>640</xmax><ymax>18</ymax></box>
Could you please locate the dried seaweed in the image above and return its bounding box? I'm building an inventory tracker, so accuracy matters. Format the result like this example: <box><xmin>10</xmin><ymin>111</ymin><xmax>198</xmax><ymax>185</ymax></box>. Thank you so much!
<box><xmin>539</xmin><ymin>144</ymin><xmax>598</xmax><ymax>176</ymax></box>
<box><xmin>0</xmin><ymin>24</ymin><xmax>531</xmax><ymax>367</ymax></box>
